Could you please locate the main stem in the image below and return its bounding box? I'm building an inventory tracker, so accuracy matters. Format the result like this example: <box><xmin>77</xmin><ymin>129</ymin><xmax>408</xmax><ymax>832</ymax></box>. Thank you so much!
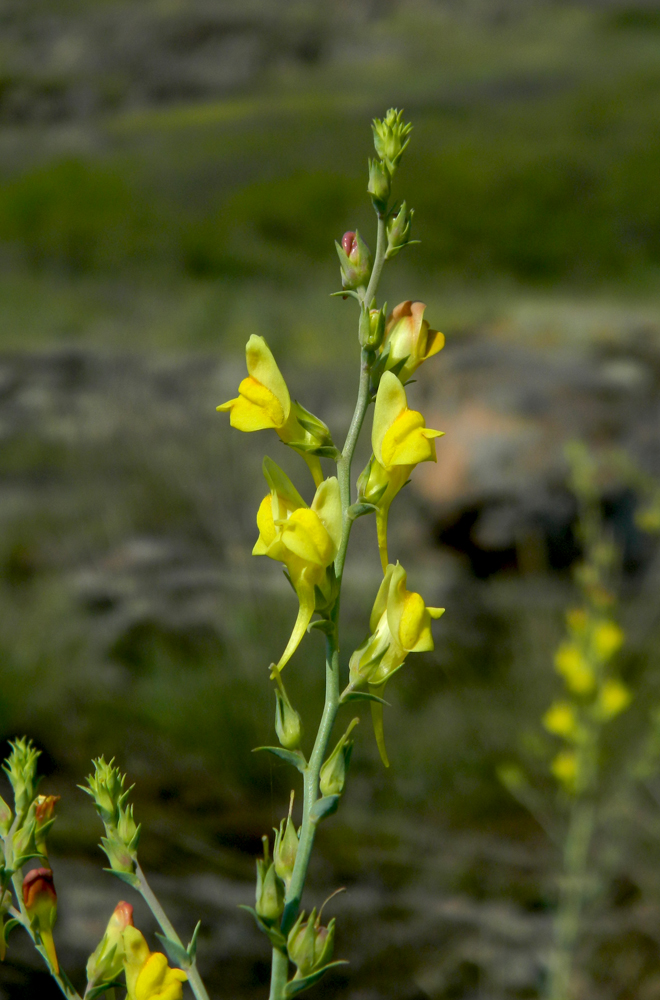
<box><xmin>268</xmin><ymin>213</ymin><xmax>387</xmax><ymax>1000</ymax></box>
<box><xmin>136</xmin><ymin>863</ymin><xmax>209</xmax><ymax>1000</ymax></box>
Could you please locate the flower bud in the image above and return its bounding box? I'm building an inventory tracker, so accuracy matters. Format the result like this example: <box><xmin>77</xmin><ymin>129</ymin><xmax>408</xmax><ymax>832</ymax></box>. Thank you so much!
<box><xmin>386</xmin><ymin>201</ymin><xmax>414</xmax><ymax>259</ymax></box>
<box><xmin>335</xmin><ymin>230</ymin><xmax>372</xmax><ymax>290</ymax></box>
<box><xmin>34</xmin><ymin>795</ymin><xmax>60</xmax><ymax>857</ymax></box>
<box><xmin>23</xmin><ymin>868</ymin><xmax>58</xmax><ymax>972</ymax></box>
<box><xmin>0</xmin><ymin>797</ymin><xmax>12</xmax><ymax>836</ymax></box>
<box><xmin>101</xmin><ymin>832</ymin><xmax>137</xmax><ymax>875</ymax></box>
<box><xmin>372</xmin><ymin>108</ymin><xmax>413</xmax><ymax>172</ymax></box>
<box><xmin>287</xmin><ymin>908</ymin><xmax>335</xmax><ymax>979</ymax></box>
<box><xmin>273</xmin><ymin>793</ymin><xmax>298</xmax><ymax>889</ymax></box>
<box><xmin>367</xmin><ymin>159</ymin><xmax>391</xmax><ymax>213</ymax></box>
<box><xmin>86</xmin><ymin>900</ymin><xmax>134</xmax><ymax>988</ymax></box>
<box><xmin>319</xmin><ymin>719</ymin><xmax>359</xmax><ymax>798</ymax></box>
<box><xmin>274</xmin><ymin>676</ymin><xmax>303</xmax><ymax>751</ymax></box>
<box><xmin>359</xmin><ymin>306</ymin><xmax>386</xmax><ymax>351</ymax></box>
<box><xmin>82</xmin><ymin>757</ymin><xmax>126</xmax><ymax>829</ymax></box>
<box><xmin>255</xmin><ymin>836</ymin><xmax>285</xmax><ymax>924</ymax></box>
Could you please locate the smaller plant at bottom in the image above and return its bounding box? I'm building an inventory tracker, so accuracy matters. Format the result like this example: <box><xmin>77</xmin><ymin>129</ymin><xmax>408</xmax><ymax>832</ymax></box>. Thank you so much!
<box><xmin>0</xmin><ymin>741</ymin><xmax>206</xmax><ymax>999</ymax></box>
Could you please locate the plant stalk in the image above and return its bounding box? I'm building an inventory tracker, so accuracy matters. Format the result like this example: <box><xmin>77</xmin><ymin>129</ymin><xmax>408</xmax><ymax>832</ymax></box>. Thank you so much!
<box><xmin>135</xmin><ymin>863</ymin><xmax>209</xmax><ymax>1000</ymax></box>
<box><xmin>268</xmin><ymin>210</ymin><xmax>388</xmax><ymax>1000</ymax></box>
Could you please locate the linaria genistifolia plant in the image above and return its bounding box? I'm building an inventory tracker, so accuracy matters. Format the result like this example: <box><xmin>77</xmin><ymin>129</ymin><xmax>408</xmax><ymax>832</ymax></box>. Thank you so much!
<box><xmin>500</xmin><ymin>443</ymin><xmax>633</xmax><ymax>1000</ymax></box>
<box><xmin>0</xmin><ymin>110</ymin><xmax>447</xmax><ymax>999</ymax></box>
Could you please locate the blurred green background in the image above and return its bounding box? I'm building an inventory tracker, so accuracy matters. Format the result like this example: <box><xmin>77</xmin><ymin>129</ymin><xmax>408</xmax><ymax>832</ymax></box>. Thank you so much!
<box><xmin>2</xmin><ymin>1</ymin><xmax>660</xmax><ymax>997</ymax></box>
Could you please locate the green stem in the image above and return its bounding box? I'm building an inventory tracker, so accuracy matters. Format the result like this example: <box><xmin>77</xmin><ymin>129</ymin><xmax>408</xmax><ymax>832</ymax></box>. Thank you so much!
<box><xmin>135</xmin><ymin>863</ymin><xmax>209</xmax><ymax>1000</ymax></box>
<box><xmin>268</xmin><ymin>204</ymin><xmax>388</xmax><ymax>1000</ymax></box>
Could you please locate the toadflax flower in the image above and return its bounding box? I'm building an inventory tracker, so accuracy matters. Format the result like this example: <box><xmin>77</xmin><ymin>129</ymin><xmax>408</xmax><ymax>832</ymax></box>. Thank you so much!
<box><xmin>253</xmin><ymin>458</ymin><xmax>341</xmax><ymax>672</ymax></box>
<box><xmin>217</xmin><ymin>335</ymin><xmax>334</xmax><ymax>486</ymax></box>
<box><xmin>358</xmin><ymin>371</ymin><xmax>443</xmax><ymax>570</ymax></box>
<box><xmin>122</xmin><ymin>925</ymin><xmax>187</xmax><ymax>1000</ymax></box>
<box><xmin>381</xmin><ymin>300</ymin><xmax>444</xmax><ymax>383</ymax></box>
<box><xmin>348</xmin><ymin>562</ymin><xmax>444</xmax><ymax>765</ymax></box>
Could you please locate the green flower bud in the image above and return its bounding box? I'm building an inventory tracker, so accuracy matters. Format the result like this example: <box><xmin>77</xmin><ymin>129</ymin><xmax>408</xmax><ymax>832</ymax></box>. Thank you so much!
<box><xmin>335</xmin><ymin>231</ymin><xmax>372</xmax><ymax>291</ymax></box>
<box><xmin>372</xmin><ymin>108</ymin><xmax>413</xmax><ymax>172</ymax></box>
<box><xmin>386</xmin><ymin>202</ymin><xmax>415</xmax><ymax>259</ymax></box>
<box><xmin>274</xmin><ymin>676</ymin><xmax>303</xmax><ymax>751</ymax></box>
<box><xmin>287</xmin><ymin>908</ymin><xmax>335</xmax><ymax>979</ymax></box>
<box><xmin>3</xmin><ymin>738</ymin><xmax>41</xmax><ymax>820</ymax></box>
<box><xmin>367</xmin><ymin>159</ymin><xmax>391</xmax><ymax>213</ymax></box>
<box><xmin>359</xmin><ymin>305</ymin><xmax>387</xmax><ymax>351</ymax></box>
<box><xmin>81</xmin><ymin>758</ymin><xmax>129</xmax><ymax>829</ymax></box>
<box><xmin>100</xmin><ymin>832</ymin><xmax>136</xmax><ymax>874</ymax></box>
<box><xmin>273</xmin><ymin>793</ymin><xmax>299</xmax><ymax>888</ymax></box>
<box><xmin>0</xmin><ymin>796</ymin><xmax>12</xmax><ymax>836</ymax></box>
<box><xmin>86</xmin><ymin>900</ymin><xmax>134</xmax><ymax>989</ymax></box>
<box><xmin>255</xmin><ymin>836</ymin><xmax>285</xmax><ymax>924</ymax></box>
<box><xmin>319</xmin><ymin>719</ymin><xmax>359</xmax><ymax>798</ymax></box>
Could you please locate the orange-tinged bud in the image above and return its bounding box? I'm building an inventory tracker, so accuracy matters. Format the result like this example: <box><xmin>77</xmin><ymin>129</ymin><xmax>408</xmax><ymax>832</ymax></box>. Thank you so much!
<box><xmin>23</xmin><ymin>868</ymin><xmax>58</xmax><ymax>972</ymax></box>
<box><xmin>86</xmin><ymin>901</ymin><xmax>134</xmax><ymax>987</ymax></box>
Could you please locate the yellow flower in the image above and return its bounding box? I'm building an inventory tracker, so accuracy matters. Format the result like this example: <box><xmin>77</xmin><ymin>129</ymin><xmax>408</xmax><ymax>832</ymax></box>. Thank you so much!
<box><xmin>349</xmin><ymin>562</ymin><xmax>444</xmax><ymax>765</ymax></box>
<box><xmin>123</xmin><ymin>927</ymin><xmax>187</xmax><ymax>1000</ymax></box>
<box><xmin>217</xmin><ymin>335</ymin><xmax>331</xmax><ymax>486</ymax></box>
<box><xmin>253</xmin><ymin>458</ymin><xmax>342</xmax><ymax>672</ymax></box>
<box><xmin>381</xmin><ymin>301</ymin><xmax>444</xmax><ymax>383</ymax></box>
<box><xmin>551</xmin><ymin>750</ymin><xmax>578</xmax><ymax>794</ymax></box>
<box><xmin>361</xmin><ymin>372</ymin><xmax>443</xmax><ymax>570</ymax></box>
<box><xmin>542</xmin><ymin>702</ymin><xmax>579</xmax><ymax>740</ymax></box>
<box><xmin>596</xmin><ymin>678</ymin><xmax>631</xmax><ymax>720</ymax></box>
<box><xmin>554</xmin><ymin>643</ymin><xmax>596</xmax><ymax>695</ymax></box>
<box><xmin>591</xmin><ymin>621</ymin><xmax>624</xmax><ymax>661</ymax></box>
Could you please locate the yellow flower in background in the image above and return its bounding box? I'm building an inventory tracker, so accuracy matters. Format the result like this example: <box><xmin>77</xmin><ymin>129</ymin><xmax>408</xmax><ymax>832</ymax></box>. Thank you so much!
<box><xmin>591</xmin><ymin>621</ymin><xmax>624</xmax><ymax>661</ymax></box>
<box><xmin>566</xmin><ymin>608</ymin><xmax>588</xmax><ymax>635</ymax></box>
<box><xmin>253</xmin><ymin>458</ymin><xmax>342</xmax><ymax>672</ymax></box>
<box><xmin>596</xmin><ymin>678</ymin><xmax>631</xmax><ymax>720</ymax></box>
<box><xmin>381</xmin><ymin>301</ymin><xmax>445</xmax><ymax>383</ymax></box>
<box><xmin>349</xmin><ymin>562</ymin><xmax>444</xmax><ymax>766</ymax></box>
<box><xmin>554</xmin><ymin>643</ymin><xmax>596</xmax><ymax>695</ymax></box>
<box><xmin>123</xmin><ymin>926</ymin><xmax>187</xmax><ymax>1000</ymax></box>
<box><xmin>551</xmin><ymin>750</ymin><xmax>578</xmax><ymax>794</ymax></box>
<box><xmin>217</xmin><ymin>335</ymin><xmax>330</xmax><ymax>485</ymax></box>
<box><xmin>543</xmin><ymin>702</ymin><xmax>579</xmax><ymax>740</ymax></box>
<box><xmin>360</xmin><ymin>372</ymin><xmax>443</xmax><ymax>570</ymax></box>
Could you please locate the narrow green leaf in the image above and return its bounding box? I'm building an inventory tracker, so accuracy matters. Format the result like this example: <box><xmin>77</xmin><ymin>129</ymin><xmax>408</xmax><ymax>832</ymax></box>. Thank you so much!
<box><xmin>238</xmin><ymin>905</ymin><xmax>286</xmax><ymax>949</ymax></box>
<box><xmin>86</xmin><ymin>981</ymin><xmax>125</xmax><ymax>999</ymax></box>
<box><xmin>252</xmin><ymin>747</ymin><xmax>307</xmax><ymax>773</ymax></box>
<box><xmin>187</xmin><ymin>920</ymin><xmax>202</xmax><ymax>962</ymax></box>
<box><xmin>284</xmin><ymin>961</ymin><xmax>349</xmax><ymax>997</ymax></box>
<box><xmin>310</xmin><ymin>795</ymin><xmax>340</xmax><ymax>823</ymax></box>
<box><xmin>155</xmin><ymin>933</ymin><xmax>191</xmax><ymax>969</ymax></box>
<box><xmin>103</xmin><ymin>868</ymin><xmax>140</xmax><ymax>889</ymax></box>
<box><xmin>341</xmin><ymin>691</ymin><xmax>390</xmax><ymax>707</ymax></box>
<box><xmin>329</xmin><ymin>290</ymin><xmax>359</xmax><ymax>300</ymax></box>
<box><xmin>347</xmin><ymin>502</ymin><xmax>378</xmax><ymax>520</ymax></box>
<box><xmin>3</xmin><ymin>918</ymin><xmax>20</xmax><ymax>937</ymax></box>
<box><xmin>307</xmin><ymin>620</ymin><xmax>334</xmax><ymax>635</ymax></box>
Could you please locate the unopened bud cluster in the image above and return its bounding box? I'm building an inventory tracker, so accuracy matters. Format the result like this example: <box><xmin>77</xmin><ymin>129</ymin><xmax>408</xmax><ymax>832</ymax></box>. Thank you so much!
<box><xmin>81</xmin><ymin>758</ymin><xmax>141</xmax><ymax>876</ymax></box>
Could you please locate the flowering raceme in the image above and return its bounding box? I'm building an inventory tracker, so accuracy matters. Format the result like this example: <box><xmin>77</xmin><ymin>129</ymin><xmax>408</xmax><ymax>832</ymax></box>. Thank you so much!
<box><xmin>349</xmin><ymin>562</ymin><xmax>444</xmax><ymax>765</ymax></box>
<box><xmin>358</xmin><ymin>371</ymin><xmax>443</xmax><ymax>570</ymax></box>
<box><xmin>122</xmin><ymin>926</ymin><xmax>187</xmax><ymax>1000</ymax></box>
<box><xmin>217</xmin><ymin>335</ymin><xmax>334</xmax><ymax>486</ymax></box>
<box><xmin>253</xmin><ymin>458</ymin><xmax>341</xmax><ymax>672</ymax></box>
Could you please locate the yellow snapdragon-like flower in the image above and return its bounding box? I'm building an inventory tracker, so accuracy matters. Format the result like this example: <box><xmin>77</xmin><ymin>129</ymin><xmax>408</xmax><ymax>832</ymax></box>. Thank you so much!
<box><xmin>554</xmin><ymin>643</ymin><xmax>596</xmax><ymax>695</ymax></box>
<box><xmin>596</xmin><ymin>678</ymin><xmax>631</xmax><ymax>720</ymax></box>
<box><xmin>543</xmin><ymin>701</ymin><xmax>579</xmax><ymax>740</ymax></box>
<box><xmin>123</xmin><ymin>927</ymin><xmax>187</xmax><ymax>1000</ymax></box>
<box><xmin>348</xmin><ymin>562</ymin><xmax>444</xmax><ymax>765</ymax></box>
<box><xmin>360</xmin><ymin>372</ymin><xmax>443</xmax><ymax>571</ymax></box>
<box><xmin>381</xmin><ymin>301</ymin><xmax>445</xmax><ymax>383</ymax></box>
<box><xmin>217</xmin><ymin>335</ymin><xmax>331</xmax><ymax>486</ymax></box>
<box><xmin>253</xmin><ymin>458</ymin><xmax>342</xmax><ymax>672</ymax></box>
<box><xmin>591</xmin><ymin>620</ymin><xmax>624</xmax><ymax>661</ymax></box>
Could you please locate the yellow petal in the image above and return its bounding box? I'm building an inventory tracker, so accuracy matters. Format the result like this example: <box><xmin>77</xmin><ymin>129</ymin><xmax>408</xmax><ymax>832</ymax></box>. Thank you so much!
<box><xmin>381</xmin><ymin>409</ymin><xmax>441</xmax><ymax>467</ymax></box>
<box><xmin>282</xmin><ymin>509</ymin><xmax>334</xmax><ymax>566</ymax></box>
<box><xmin>423</xmin><ymin>327</ymin><xmax>445</xmax><ymax>361</ymax></box>
<box><xmin>372</xmin><ymin>372</ymin><xmax>407</xmax><ymax>466</ymax></box>
<box><xmin>218</xmin><ymin>383</ymin><xmax>281</xmax><ymax>431</ymax></box>
<box><xmin>597</xmin><ymin>679</ymin><xmax>631</xmax><ymax>719</ymax></box>
<box><xmin>245</xmin><ymin>335</ymin><xmax>291</xmax><ymax>420</ymax></box>
<box><xmin>136</xmin><ymin>953</ymin><xmax>169</xmax><ymax>997</ymax></box>
<box><xmin>311</xmin><ymin>477</ymin><xmax>342</xmax><ymax>555</ymax></box>
<box><xmin>123</xmin><ymin>927</ymin><xmax>151</xmax><ymax>999</ymax></box>
<box><xmin>543</xmin><ymin>701</ymin><xmax>578</xmax><ymax>738</ymax></box>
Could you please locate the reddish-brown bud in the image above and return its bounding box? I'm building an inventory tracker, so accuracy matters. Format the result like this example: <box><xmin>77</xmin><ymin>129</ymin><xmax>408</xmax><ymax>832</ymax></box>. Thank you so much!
<box><xmin>35</xmin><ymin>795</ymin><xmax>59</xmax><ymax>825</ymax></box>
<box><xmin>341</xmin><ymin>231</ymin><xmax>357</xmax><ymax>258</ymax></box>
<box><xmin>23</xmin><ymin>868</ymin><xmax>58</xmax><ymax>972</ymax></box>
